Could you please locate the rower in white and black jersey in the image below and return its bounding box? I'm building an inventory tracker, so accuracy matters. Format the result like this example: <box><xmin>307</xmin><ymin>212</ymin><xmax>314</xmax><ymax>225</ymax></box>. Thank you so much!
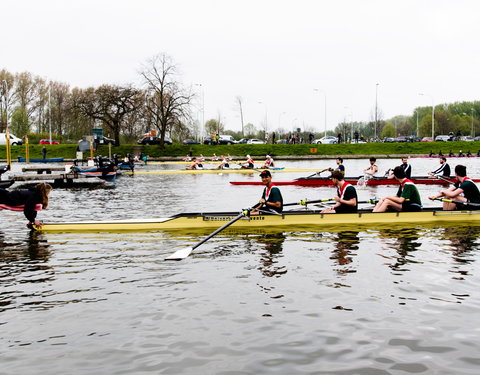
<box><xmin>428</xmin><ymin>157</ymin><xmax>451</xmax><ymax>178</ymax></box>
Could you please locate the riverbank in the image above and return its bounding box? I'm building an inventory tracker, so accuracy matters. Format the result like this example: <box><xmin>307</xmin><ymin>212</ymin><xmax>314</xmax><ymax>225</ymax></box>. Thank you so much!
<box><xmin>1</xmin><ymin>141</ymin><xmax>479</xmax><ymax>161</ymax></box>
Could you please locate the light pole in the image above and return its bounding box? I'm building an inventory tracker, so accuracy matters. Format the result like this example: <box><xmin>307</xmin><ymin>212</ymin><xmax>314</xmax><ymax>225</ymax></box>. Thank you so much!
<box><xmin>48</xmin><ymin>83</ymin><xmax>52</xmax><ymax>144</ymax></box>
<box><xmin>471</xmin><ymin>108</ymin><xmax>475</xmax><ymax>137</ymax></box>
<box><xmin>313</xmin><ymin>88</ymin><xmax>327</xmax><ymax>137</ymax></box>
<box><xmin>258</xmin><ymin>101</ymin><xmax>268</xmax><ymax>142</ymax></box>
<box><xmin>375</xmin><ymin>83</ymin><xmax>379</xmax><ymax>140</ymax></box>
<box><xmin>344</xmin><ymin>106</ymin><xmax>353</xmax><ymax>142</ymax></box>
<box><xmin>419</xmin><ymin>93</ymin><xmax>434</xmax><ymax>140</ymax></box>
<box><xmin>194</xmin><ymin>83</ymin><xmax>204</xmax><ymax>138</ymax></box>
<box><xmin>414</xmin><ymin>109</ymin><xmax>419</xmax><ymax>137</ymax></box>
<box><xmin>1</xmin><ymin>80</ymin><xmax>8</xmax><ymax>130</ymax></box>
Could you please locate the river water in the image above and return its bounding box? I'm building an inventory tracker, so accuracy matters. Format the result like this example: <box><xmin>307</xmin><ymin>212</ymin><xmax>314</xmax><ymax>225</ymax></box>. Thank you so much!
<box><xmin>1</xmin><ymin>157</ymin><xmax>480</xmax><ymax>375</ymax></box>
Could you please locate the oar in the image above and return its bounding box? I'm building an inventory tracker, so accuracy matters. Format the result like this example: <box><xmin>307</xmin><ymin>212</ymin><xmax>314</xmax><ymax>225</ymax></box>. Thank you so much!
<box><xmin>283</xmin><ymin>198</ymin><xmax>334</xmax><ymax>207</ymax></box>
<box><xmin>302</xmin><ymin>168</ymin><xmax>330</xmax><ymax>179</ymax></box>
<box><xmin>165</xmin><ymin>209</ymin><xmax>252</xmax><ymax>260</ymax></box>
<box><xmin>434</xmin><ymin>175</ymin><xmax>454</xmax><ymax>185</ymax></box>
<box><xmin>429</xmin><ymin>197</ymin><xmax>480</xmax><ymax>207</ymax></box>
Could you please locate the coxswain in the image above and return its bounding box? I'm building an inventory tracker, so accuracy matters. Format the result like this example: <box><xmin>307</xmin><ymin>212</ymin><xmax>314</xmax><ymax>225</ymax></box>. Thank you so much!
<box><xmin>186</xmin><ymin>157</ymin><xmax>203</xmax><ymax>170</ymax></box>
<box><xmin>0</xmin><ymin>182</ymin><xmax>52</xmax><ymax>228</ymax></box>
<box><xmin>260</xmin><ymin>155</ymin><xmax>275</xmax><ymax>169</ymax></box>
<box><xmin>328</xmin><ymin>157</ymin><xmax>345</xmax><ymax>175</ymax></box>
<box><xmin>321</xmin><ymin>170</ymin><xmax>358</xmax><ymax>214</ymax></box>
<box><xmin>429</xmin><ymin>165</ymin><xmax>480</xmax><ymax>210</ymax></box>
<box><xmin>240</xmin><ymin>155</ymin><xmax>255</xmax><ymax>169</ymax></box>
<box><xmin>363</xmin><ymin>157</ymin><xmax>379</xmax><ymax>178</ymax></box>
<box><xmin>428</xmin><ymin>157</ymin><xmax>451</xmax><ymax>178</ymax></box>
<box><xmin>252</xmin><ymin>170</ymin><xmax>283</xmax><ymax>214</ymax></box>
<box><xmin>373</xmin><ymin>166</ymin><xmax>422</xmax><ymax>212</ymax></box>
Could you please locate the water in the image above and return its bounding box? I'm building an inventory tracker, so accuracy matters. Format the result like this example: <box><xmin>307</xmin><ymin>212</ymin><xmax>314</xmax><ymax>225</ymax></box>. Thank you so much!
<box><xmin>1</xmin><ymin>157</ymin><xmax>480</xmax><ymax>374</ymax></box>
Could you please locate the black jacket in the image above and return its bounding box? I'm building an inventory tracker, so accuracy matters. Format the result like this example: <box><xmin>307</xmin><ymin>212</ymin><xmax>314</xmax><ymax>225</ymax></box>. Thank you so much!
<box><xmin>0</xmin><ymin>188</ymin><xmax>42</xmax><ymax>222</ymax></box>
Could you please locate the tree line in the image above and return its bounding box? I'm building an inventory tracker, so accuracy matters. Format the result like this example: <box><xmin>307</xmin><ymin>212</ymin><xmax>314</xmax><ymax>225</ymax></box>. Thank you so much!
<box><xmin>0</xmin><ymin>54</ymin><xmax>195</xmax><ymax>146</ymax></box>
<box><xmin>1</xmin><ymin>53</ymin><xmax>479</xmax><ymax>145</ymax></box>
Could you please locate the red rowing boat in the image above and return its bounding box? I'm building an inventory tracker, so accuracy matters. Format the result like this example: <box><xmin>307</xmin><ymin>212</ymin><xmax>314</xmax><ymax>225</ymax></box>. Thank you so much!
<box><xmin>230</xmin><ymin>176</ymin><xmax>480</xmax><ymax>186</ymax></box>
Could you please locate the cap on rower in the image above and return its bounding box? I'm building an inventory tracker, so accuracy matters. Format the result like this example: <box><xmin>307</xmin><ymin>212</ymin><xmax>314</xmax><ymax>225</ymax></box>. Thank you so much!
<box><xmin>259</xmin><ymin>170</ymin><xmax>271</xmax><ymax>178</ymax></box>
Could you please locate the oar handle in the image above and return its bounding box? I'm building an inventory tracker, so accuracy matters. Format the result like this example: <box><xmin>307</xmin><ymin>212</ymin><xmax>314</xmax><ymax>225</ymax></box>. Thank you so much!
<box><xmin>283</xmin><ymin>198</ymin><xmax>334</xmax><ymax>207</ymax></box>
<box><xmin>429</xmin><ymin>197</ymin><xmax>480</xmax><ymax>206</ymax></box>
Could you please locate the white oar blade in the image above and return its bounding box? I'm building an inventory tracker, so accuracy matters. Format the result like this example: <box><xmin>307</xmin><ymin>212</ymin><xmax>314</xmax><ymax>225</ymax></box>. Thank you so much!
<box><xmin>165</xmin><ymin>247</ymin><xmax>194</xmax><ymax>261</ymax></box>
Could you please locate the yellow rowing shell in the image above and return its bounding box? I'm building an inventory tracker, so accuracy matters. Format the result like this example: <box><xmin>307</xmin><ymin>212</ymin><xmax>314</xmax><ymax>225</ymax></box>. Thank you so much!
<box><xmin>124</xmin><ymin>168</ymin><xmax>319</xmax><ymax>175</ymax></box>
<box><xmin>36</xmin><ymin>209</ymin><xmax>480</xmax><ymax>232</ymax></box>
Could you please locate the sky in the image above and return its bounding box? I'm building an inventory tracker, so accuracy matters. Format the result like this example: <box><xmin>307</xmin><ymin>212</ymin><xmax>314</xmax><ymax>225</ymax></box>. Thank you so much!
<box><xmin>2</xmin><ymin>0</ymin><xmax>480</xmax><ymax>136</ymax></box>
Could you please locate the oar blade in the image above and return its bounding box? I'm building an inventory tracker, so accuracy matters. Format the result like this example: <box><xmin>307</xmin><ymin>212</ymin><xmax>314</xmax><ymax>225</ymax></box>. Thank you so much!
<box><xmin>165</xmin><ymin>247</ymin><xmax>194</xmax><ymax>261</ymax></box>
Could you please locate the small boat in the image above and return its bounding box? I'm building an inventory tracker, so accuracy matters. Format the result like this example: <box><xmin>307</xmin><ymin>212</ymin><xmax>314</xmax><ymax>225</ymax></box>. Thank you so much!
<box><xmin>35</xmin><ymin>207</ymin><xmax>480</xmax><ymax>232</ymax></box>
<box><xmin>230</xmin><ymin>175</ymin><xmax>480</xmax><ymax>186</ymax></box>
<box><xmin>17</xmin><ymin>157</ymin><xmax>65</xmax><ymax>163</ymax></box>
<box><xmin>72</xmin><ymin>166</ymin><xmax>117</xmax><ymax>182</ymax></box>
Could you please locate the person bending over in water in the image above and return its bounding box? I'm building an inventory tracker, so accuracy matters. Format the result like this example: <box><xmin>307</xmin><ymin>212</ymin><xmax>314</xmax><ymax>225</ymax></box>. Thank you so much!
<box><xmin>0</xmin><ymin>183</ymin><xmax>52</xmax><ymax>228</ymax></box>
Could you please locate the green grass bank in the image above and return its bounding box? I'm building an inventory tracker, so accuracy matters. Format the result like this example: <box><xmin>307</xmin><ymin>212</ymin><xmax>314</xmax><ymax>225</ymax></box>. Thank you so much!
<box><xmin>1</xmin><ymin>141</ymin><xmax>480</xmax><ymax>160</ymax></box>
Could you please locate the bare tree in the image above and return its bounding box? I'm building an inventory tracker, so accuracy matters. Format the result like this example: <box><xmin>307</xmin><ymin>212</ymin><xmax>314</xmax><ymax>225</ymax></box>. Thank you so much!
<box><xmin>140</xmin><ymin>53</ymin><xmax>194</xmax><ymax>147</ymax></box>
<box><xmin>76</xmin><ymin>84</ymin><xmax>142</xmax><ymax>144</ymax></box>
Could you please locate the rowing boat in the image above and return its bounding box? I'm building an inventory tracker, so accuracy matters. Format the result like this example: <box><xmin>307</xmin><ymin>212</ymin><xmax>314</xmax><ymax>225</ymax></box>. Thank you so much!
<box><xmin>123</xmin><ymin>168</ymin><xmax>322</xmax><ymax>175</ymax></box>
<box><xmin>17</xmin><ymin>157</ymin><xmax>65</xmax><ymax>163</ymax></box>
<box><xmin>230</xmin><ymin>176</ymin><xmax>480</xmax><ymax>186</ymax></box>
<box><xmin>36</xmin><ymin>208</ymin><xmax>480</xmax><ymax>232</ymax></box>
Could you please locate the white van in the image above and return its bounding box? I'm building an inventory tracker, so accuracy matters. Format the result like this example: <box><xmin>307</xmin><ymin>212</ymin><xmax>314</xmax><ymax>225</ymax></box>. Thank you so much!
<box><xmin>0</xmin><ymin>133</ymin><xmax>23</xmax><ymax>145</ymax></box>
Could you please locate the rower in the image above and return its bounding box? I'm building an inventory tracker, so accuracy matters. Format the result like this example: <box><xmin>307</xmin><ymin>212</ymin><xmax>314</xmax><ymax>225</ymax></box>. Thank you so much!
<box><xmin>429</xmin><ymin>164</ymin><xmax>480</xmax><ymax>210</ymax></box>
<box><xmin>328</xmin><ymin>157</ymin><xmax>345</xmax><ymax>175</ymax></box>
<box><xmin>428</xmin><ymin>157</ymin><xmax>450</xmax><ymax>178</ymax></box>
<box><xmin>260</xmin><ymin>154</ymin><xmax>275</xmax><ymax>169</ymax></box>
<box><xmin>186</xmin><ymin>157</ymin><xmax>203</xmax><ymax>170</ymax></box>
<box><xmin>321</xmin><ymin>170</ymin><xmax>358</xmax><ymax>214</ymax></box>
<box><xmin>240</xmin><ymin>154</ymin><xmax>255</xmax><ymax>169</ymax></box>
<box><xmin>373</xmin><ymin>166</ymin><xmax>422</xmax><ymax>212</ymax></box>
<box><xmin>214</xmin><ymin>156</ymin><xmax>230</xmax><ymax>170</ymax></box>
<box><xmin>0</xmin><ymin>182</ymin><xmax>52</xmax><ymax>228</ymax></box>
<box><xmin>363</xmin><ymin>157</ymin><xmax>379</xmax><ymax>178</ymax></box>
<box><xmin>252</xmin><ymin>170</ymin><xmax>283</xmax><ymax>214</ymax></box>
<box><xmin>387</xmin><ymin>157</ymin><xmax>411</xmax><ymax>179</ymax></box>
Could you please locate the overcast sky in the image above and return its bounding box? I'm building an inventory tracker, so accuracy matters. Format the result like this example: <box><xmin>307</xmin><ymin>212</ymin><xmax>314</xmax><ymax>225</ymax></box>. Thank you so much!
<box><xmin>2</xmin><ymin>0</ymin><xmax>479</xmax><ymax>135</ymax></box>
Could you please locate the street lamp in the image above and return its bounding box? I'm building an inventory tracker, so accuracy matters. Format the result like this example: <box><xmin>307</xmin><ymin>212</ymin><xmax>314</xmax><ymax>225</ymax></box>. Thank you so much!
<box><xmin>413</xmin><ymin>109</ymin><xmax>419</xmax><ymax>137</ymax></box>
<box><xmin>313</xmin><ymin>88</ymin><xmax>327</xmax><ymax>137</ymax></box>
<box><xmin>375</xmin><ymin>83</ymin><xmax>379</xmax><ymax>140</ymax></box>
<box><xmin>471</xmin><ymin>108</ymin><xmax>475</xmax><ymax>137</ymax></box>
<box><xmin>194</xmin><ymin>83</ymin><xmax>205</xmax><ymax>138</ymax></box>
<box><xmin>48</xmin><ymin>82</ymin><xmax>52</xmax><ymax>144</ymax></box>
<box><xmin>258</xmin><ymin>101</ymin><xmax>268</xmax><ymax>142</ymax></box>
<box><xmin>419</xmin><ymin>93</ymin><xmax>435</xmax><ymax>140</ymax></box>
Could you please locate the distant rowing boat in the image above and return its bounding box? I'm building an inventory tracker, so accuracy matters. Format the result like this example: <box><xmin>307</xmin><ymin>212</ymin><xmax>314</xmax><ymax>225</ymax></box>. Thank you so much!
<box><xmin>36</xmin><ymin>208</ymin><xmax>480</xmax><ymax>232</ymax></box>
<box><xmin>17</xmin><ymin>157</ymin><xmax>65</xmax><ymax>163</ymax></box>
<box><xmin>230</xmin><ymin>175</ymin><xmax>480</xmax><ymax>186</ymax></box>
<box><xmin>123</xmin><ymin>167</ymin><xmax>324</xmax><ymax>175</ymax></box>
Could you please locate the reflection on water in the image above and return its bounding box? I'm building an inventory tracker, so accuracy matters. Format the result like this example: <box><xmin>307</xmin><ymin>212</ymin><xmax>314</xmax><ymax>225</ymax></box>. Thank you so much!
<box><xmin>330</xmin><ymin>230</ymin><xmax>359</xmax><ymax>272</ymax></box>
<box><xmin>378</xmin><ymin>227</ymin><xmax>422</xmax><ymax>273</ymax></box>
<box><xmin>2</xmin><ymin>160</ymin><xmax>480</xmax><ymax>374</ymax></box>
<box><xmin>256</xmin><ymin>232</ymin><xmax>286</xmax><ymax>278</ymax></box>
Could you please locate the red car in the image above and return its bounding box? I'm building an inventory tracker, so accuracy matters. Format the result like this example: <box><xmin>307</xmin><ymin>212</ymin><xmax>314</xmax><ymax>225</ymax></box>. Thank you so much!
<box><xmin>39</xmin><ymin>139</ymin><xmax>59</xmax><ymax>144</ymax></box>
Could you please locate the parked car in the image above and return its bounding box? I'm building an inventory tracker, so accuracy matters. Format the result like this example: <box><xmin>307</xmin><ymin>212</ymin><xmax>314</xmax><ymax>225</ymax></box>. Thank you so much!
<box><xmin>314</xmin><ymin>136</ymin><xmax>337</xmax><ymax>144</ymax></box>
<box><xmin>94</xmin><ymin>135</ymin><xmax>117</xmax><ymax>145</ymax></box>
<box><xmin>0</xmin><ymin>132</ymin><xmax>23</xmax><ymax>145</ymax></box>
<box><xmin>247</xmin><ymin>139</ymin><xmax>265</xmax><ymax>144</ymax></box>
<box><xmin>276</xmin><ymin>139</ymin><xmax>288</xmax><ymax>144</ymax></box>
<box><xmin>218</xmin><ymin>135</ymin><xmax>237</xmax><ymax>145</ymax></box>
<box><xmin>182</xmin><ymin>139</ymin><xmax>200</xmax><ymax>145</ymax></box>
<box><xmin>421</xmin><ymin>137</ymin><xmax>434</xmax><ymax>142</ymax></box>
<box><xmin>203</xmin><ymin>137</ymin><xmax>213</xmax><ymax>145</ymax></box>
<box><xmin>459</xmin><ymin>136</ymin><xmax>474</xmax><ymax>141</ymax></box>
<box><xmin>39</xmin><ymin>139</ymin><xmax>59</xmax><ymax>144</ymax></box>
<box><xmin>383</xmin><ymin>137</ymin><xmax>395</xmax><ymax>143</ymax></box>
<box><xmin>394</xmin><ymin>136</ymin><xmax>408</xmax><ymax>143</ymax></box>
<box><xmin>137</xmin><ymin>136</ymin><xmax>172</xmax><ymax>145</ymax></box>
<box><xmin>435</xmin><ymin>135</ymin><xmax>451</xmax><ymax>142</ymax></box>
<box><xmin>237</xmin><ymin>138</ymin><xmax>251</xmax><ymax>144</ymax></box>
<box><xmin>474</xmin><ymin>136</ymin><xmax>480</xmax><ymax>141</ymax></box>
